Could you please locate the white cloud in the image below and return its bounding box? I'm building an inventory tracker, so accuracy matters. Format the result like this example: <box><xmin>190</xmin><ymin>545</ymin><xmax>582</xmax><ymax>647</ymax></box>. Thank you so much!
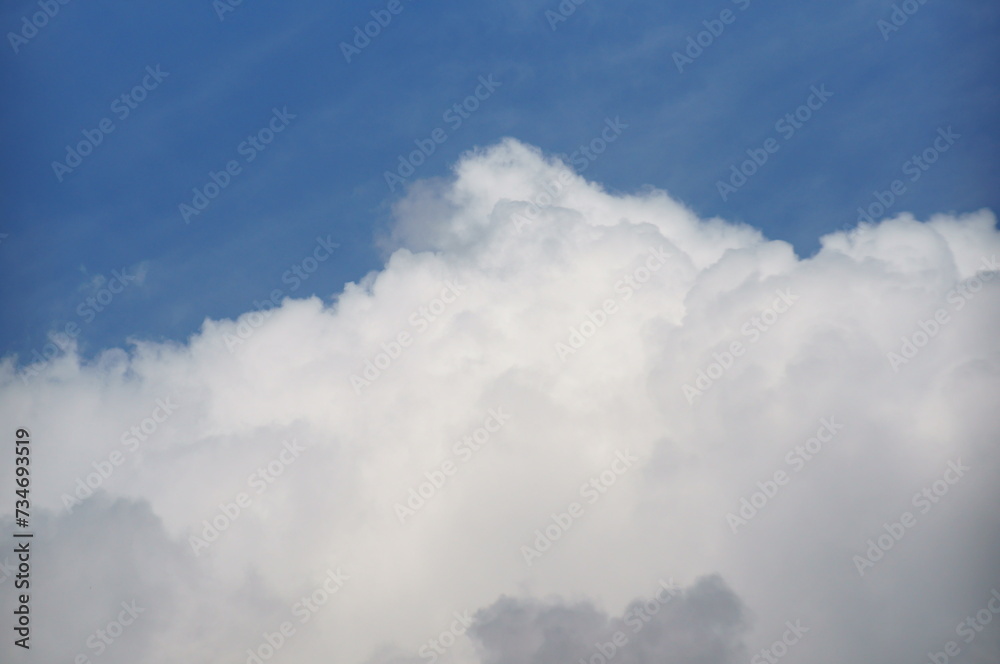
<box><xmin>2</xmin><ymin>139</ymin><xmax>998</xmax><ymax>664</ymax></box>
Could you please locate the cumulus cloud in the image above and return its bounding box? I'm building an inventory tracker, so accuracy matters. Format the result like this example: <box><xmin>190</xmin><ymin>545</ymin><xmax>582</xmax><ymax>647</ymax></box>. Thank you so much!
<box><xmin>2</xmin><ymin>139</ymin><xmax>999</xmax><ymax>664</ymax></box>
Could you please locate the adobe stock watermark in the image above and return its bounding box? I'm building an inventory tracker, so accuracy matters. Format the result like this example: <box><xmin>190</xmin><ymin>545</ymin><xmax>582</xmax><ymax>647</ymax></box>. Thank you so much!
<box><xmin>213</xmin><ymin>0</ymin><xmax>251</xmax><ymax>21</ymax></box>
<box><xmin>61</xmin><ymin>397</ymin><xmax>180</xmax><ymax>512</ymax></box>
<box><xmin>20</xmin><ymin>266</ymin><xmax>144</xmax><ymax>384</ymax></box>
<box><xmin>856</xmin><ymin>127</ymin><xmax>960</xmax><ymax>225</ymax></box>
<box><xmin>51</xmin><ymin>65</ymin><xmax>170</xmax><ymax>182</ymax></box>
<box><xmin>243</xmin><ymin>567</ymin><xmax>350</xmax><ymax>664</ymax></box>
<box><xmin>877</xmin><ymin>0</ymin><xmax>932</xmax><ymax>41</ymax></box>
<box><xmin>7</xmin><ymin>0</ymin><xmax>75</xmax><ymax>55</ymax></box>
<box><xmin>350</xmin><ymin>279</ymin><xmax>465</xmax><ymax>394</ymax></box>
<box><xmin>189</xmin><ymin>439</ymin><xmax>309</xmax><ymax>556</ymax></box>
<box><xmin>509</xmin><ymin>165</ymin><xmax>575</xmax><ymax>234</ymax></box>
<box><xmin>886</xmin><ymin>255</ymin><xmax>996</xmax><ymax>372</ymax></box>
<box><xmin>926</xmin><ymin>589</ymin><xmax>1000</xmax><ymax>664</ymax></box>
<box><xmin>577</xmin><ymin>579</ymin><xmax>679</xmax><ymax>664</ymax></box>
<box><xmin>544</xmin><ymin>0</ymin><xmax>587</xmax><ymax>31</ymax></box>
<box><xmin>750</xmin><ymin>619</ymin><xmax>809</xmax><ymax>664</ymax></box>
<box><xmin>555</xmin><ymin>117</ymin><xmax>629</xmax><ymax>175</ymax></box>
<box><xmin>179</xmin><ymin>106</ymin><xmax>296</xmax><ymax>223</ymax></box>
<box><xmin>555</xmin><ymin>245</ymin><xmax>671</xmax><ymax>362</ymax></box>
<box><xmin>394</xmin><ymin>407</ymin><xmax>512</xmax><ymax>524</ymax></box>
<box><xmin>384</xmin><ymin>75</ymin><xmax>502</xmax><ymax>192</ymax></box>
<box><xmin>340</xmin><ymin>0</ymin><xmax>414</xmax><ymax>63</ymax></box>
<box><xmin>521</xmin><ymin>449</ymin><xmax>638</xmax><ymax>566</ymax></box>
<box><xmin>73</xmin><ymin>600</ymin><xmax>145</xmax><ymax>663</ymax></box>
<box><xmin>852</xmin><ymin>459</ymin><xmax>969</xmax><ymax>577</ymax></box>
<box><xmin>672</xmin><ymin>0</ymin><xmax>752</xmax><ymax>73</ymax></box>
<box><xmin>223</xmin><ymin>235</ymin><xmax>340</xmax><ymax>352</ymax></box>
<box><xmin>726</xmin><ymin>416</ymin><xmax>844</xmax><ymax>534</ymax></box>
<box><xmin>417</xmin><ymin>611</ymin><xmax>475</xmax><ymax>663</ymax></box>
<box><xmin>682</xmin><ymin>288</ymin><xmax>798</xmax><ymax>405</ymax></box>
<box><xmin>75</xmin><ymin>267</ymin><xmax>146</xmax><ymax>324</ymax></box>
<box><xmin>511</xmin><ymin>117</ymin><xmax>628</xmax><ymax>234</ymax></box>
<box><xmin>716</xmin><ymin>84</ymin><xmax>833</xmax><ymax>201</ymax></box>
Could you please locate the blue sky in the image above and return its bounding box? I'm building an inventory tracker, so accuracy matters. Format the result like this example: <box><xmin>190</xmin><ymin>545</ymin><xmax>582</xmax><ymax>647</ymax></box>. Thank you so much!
<box><xmin>3</xmin><ymin>4</ymin><xmax>1000</xmax><ymax>662</ymax></box>
<box><xmin>1</xmin><ymin>0</ymin><xmax>997</xmax><ymax>362</ymax></box>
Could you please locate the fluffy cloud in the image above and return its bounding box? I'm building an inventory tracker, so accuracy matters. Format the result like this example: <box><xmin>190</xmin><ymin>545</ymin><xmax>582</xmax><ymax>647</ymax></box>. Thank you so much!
<box><xmin>2</xmin><ymin>139</ymin><xmax>998</xmax><ymax>664</ymax></box>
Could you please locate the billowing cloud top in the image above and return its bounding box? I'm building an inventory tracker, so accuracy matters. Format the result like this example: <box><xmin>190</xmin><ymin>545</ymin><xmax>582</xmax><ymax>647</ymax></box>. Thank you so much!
<box><xmin>2</xmin><ymin>139</ymin><xmax>999</xmax><ymax>664</ymax></box>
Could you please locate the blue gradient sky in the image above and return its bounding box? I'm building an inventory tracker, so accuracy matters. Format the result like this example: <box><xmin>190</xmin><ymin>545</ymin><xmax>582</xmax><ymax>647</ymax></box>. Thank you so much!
<box><xmin>1</xmin><ymin>0</ymin><xmax>997</xmax><ymax>362</ymax></box>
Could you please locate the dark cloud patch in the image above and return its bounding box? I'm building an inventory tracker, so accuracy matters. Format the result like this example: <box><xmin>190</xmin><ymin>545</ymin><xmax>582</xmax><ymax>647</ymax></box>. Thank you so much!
<box><xmin>469</xmin><ymin>575</ymin><xmax>749</xmax><ymax>664</ymax></box>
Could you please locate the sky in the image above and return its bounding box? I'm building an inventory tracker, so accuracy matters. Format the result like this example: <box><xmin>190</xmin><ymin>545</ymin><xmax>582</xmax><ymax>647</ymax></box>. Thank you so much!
<box><xmin>1</xmin><ymin>0</ymin><xmax>998</xmax><ymax>360</ymax></box>
<box><xmin>1</xmin><ymin>1</ymin><xmax>999</xmax><ymax>663</ymax></box>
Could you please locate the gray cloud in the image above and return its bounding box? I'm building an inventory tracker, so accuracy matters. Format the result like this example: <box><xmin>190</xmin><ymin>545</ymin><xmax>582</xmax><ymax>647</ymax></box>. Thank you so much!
<box><xmin>0</xmin><ymin>494</ymin><xmax>286</xmax><ymax>664</ymax></box>
<box><xmin>469</xmin><ymin>576</ymin><xmax>748</xmax><ymax>664</ymax></box>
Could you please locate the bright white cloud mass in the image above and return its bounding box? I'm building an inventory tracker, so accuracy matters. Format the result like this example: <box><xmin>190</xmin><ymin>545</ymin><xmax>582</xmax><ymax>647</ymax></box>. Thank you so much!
<box><xmin>3</xmin><ymin>139</ymin><xmax>999</xmax><ymax>664</ymax></box>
